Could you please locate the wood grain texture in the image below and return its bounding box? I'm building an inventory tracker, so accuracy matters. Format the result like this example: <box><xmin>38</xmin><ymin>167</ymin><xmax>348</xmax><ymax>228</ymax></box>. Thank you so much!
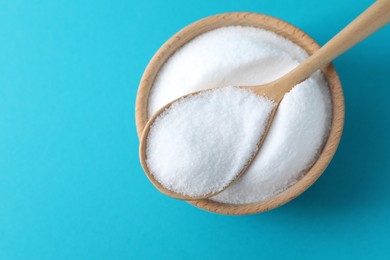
<box><xmin>135</xmin><ymin>12</ymin><xmax>345</xmax><ymax>215</ymax></box>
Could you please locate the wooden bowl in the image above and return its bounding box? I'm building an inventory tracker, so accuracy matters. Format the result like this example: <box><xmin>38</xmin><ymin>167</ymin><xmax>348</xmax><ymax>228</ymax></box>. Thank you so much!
<box><xmin>135</xmin><ymin>12</ymin><xmax>345</xmax><ymax>215</ymax></box>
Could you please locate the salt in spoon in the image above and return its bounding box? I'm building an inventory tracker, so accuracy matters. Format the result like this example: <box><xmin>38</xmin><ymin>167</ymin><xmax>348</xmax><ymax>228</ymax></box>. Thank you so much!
<box><xmin>140</xmin><ymin>0</ymin><xmax>390</xmax><ymax>200</ymax></box>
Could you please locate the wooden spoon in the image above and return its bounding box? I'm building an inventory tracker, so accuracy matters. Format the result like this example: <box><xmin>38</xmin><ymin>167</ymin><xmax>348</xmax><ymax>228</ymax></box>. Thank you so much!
<box><xmin>140</xmin><ymin>0</ymin><xmax>390</xmax><ymax>200</ymax></box>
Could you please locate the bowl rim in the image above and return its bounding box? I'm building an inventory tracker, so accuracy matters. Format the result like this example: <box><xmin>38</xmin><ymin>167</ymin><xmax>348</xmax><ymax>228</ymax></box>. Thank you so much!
<box><xmin>135</xmin><ymin>12</ymin><xmax>345</xmax><ymax>215</ymax></box>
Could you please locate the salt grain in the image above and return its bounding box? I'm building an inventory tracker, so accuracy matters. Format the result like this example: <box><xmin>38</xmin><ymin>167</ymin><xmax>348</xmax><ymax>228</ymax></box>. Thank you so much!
<box><xmin>146</xmin><ymin>87</ymin><xmax>275</xmax><ymax>197</ymax></box>
<box><xmin>147</xmin><ymin>26</ymin><xmax>332</xmax><ymax>204</ymax></box>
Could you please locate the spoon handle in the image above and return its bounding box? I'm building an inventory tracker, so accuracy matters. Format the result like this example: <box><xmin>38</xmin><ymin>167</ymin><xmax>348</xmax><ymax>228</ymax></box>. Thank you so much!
<box><xmin>274</xmin><ymin>0</ymin><xmax>390</xmax><ymax>91</ymax></box>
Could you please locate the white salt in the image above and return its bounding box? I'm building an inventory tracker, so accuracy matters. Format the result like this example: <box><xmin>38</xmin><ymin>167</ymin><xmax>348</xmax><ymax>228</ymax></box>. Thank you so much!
<box><xmin>147</xmin><ymin>26</ymin><xmax>332</xmax><ymax>204</ymax></box>
<box><xmin>146</xmin><ymin>87</ymin><xmax>275</xmax><ymax>197</ymax></box>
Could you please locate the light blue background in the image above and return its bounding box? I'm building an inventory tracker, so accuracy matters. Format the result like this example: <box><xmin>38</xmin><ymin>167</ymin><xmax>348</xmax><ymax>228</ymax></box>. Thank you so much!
<box><xmin>1</xmin><ymin>0</ymin><xmax>389</xmax><ymax>259</ymax></box>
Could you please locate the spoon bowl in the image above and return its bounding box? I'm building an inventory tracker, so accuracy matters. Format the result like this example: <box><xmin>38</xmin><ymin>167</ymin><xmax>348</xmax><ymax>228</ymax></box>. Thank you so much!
<box><xmin>140</xmin><ymin>86</ymin><xmax>278</xmax><ymax>200</ymax></box>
